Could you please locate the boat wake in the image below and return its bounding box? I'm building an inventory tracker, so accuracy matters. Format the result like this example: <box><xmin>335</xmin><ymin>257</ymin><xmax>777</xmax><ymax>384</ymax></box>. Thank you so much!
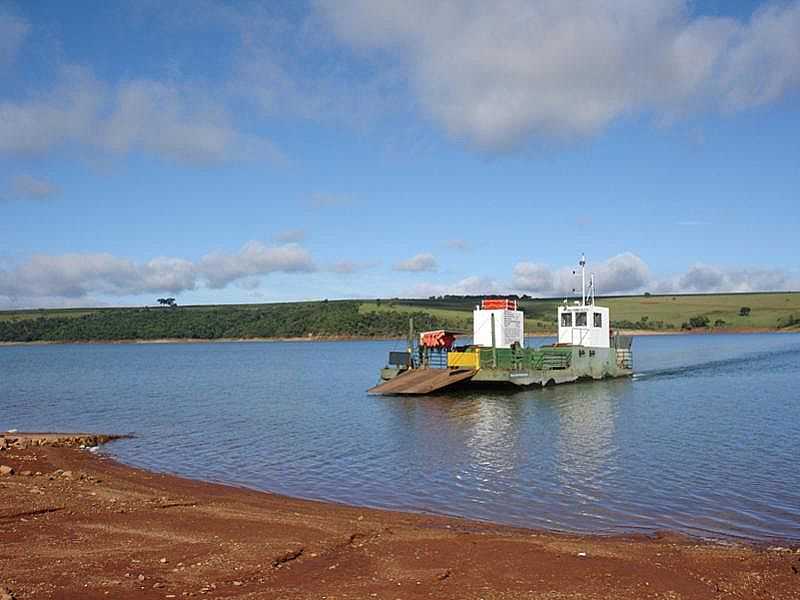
<box><xmin>634</xmin><ymin>343</ymin><xmax>800</xmax><ymax>381</ymax></box>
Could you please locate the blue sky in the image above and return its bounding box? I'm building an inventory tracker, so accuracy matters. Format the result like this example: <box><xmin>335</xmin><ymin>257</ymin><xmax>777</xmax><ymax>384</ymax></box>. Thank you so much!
<box><xmin>0</xmin><ymin>0</ymin><xmax>798</xmax><ymax>308</ymax></box>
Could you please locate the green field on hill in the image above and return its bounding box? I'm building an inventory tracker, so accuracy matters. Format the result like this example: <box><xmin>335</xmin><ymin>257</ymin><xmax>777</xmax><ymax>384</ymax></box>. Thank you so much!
<box><xmin>0</xmin><ymin>292</ymin><xmax>798</xmax><ymax>343</ymax></box>
<box><xmin>361</xmin><ymin>292</ymin><xmax>800</xmax><ymax>331</ymax></box>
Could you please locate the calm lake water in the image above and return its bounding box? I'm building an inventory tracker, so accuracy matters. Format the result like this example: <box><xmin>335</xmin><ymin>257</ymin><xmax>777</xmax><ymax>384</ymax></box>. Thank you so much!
<box><xmin>2</xmin><ymin>333</ymin><xmax>799</xmax><ymax>543</ymax></box>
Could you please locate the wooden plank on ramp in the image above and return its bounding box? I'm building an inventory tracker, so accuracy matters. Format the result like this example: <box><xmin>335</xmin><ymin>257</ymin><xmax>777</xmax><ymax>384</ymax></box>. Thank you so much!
<box><xmin>368</xmin><ymin>368</ymin><xmax>476</xmax><ymax>395</ymax></box>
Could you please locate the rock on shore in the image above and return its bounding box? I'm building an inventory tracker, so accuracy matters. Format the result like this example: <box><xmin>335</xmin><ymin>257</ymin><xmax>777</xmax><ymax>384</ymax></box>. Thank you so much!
<box><xmin>0</xmin><ymin>432</ymin><xmax>126</xmax><ymax>451</ymax></box>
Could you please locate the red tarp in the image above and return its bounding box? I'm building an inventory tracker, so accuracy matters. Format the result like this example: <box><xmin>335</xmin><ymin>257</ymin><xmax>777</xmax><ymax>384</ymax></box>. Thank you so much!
<box><xmin>419</xmin><ymin>330</ymin><xmax>458</xmax><ymax>349</ymax></box>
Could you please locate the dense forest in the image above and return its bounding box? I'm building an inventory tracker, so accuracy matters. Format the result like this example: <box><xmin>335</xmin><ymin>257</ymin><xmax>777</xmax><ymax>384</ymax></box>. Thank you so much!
<box><xmin>0</xmin><ymin>301</ymin><xmax>454</xmax><ymax>343</ymax></box>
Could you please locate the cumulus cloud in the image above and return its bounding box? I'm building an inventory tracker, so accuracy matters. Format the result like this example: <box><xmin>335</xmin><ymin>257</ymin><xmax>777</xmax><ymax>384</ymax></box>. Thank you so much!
<box><xmin>198</xmin><ymin>242</ymin><xmax>315</xmax><ymax>289</ymax></box>
<box><xmin>513</xmin><ymin>253</ymin><xmax>797</xmax><ymax>296</ymax></box>
<box><xmin>4</xmin><ymin>175</ymin><xmax>61</xmax><ymax>201</ymax></box>
<box><xmin>0</xmin><ymin>253</ymin><xmax>197</xmax><ymax>299</ymax></box>
<box><xmin>677</xmin><ymin>264</ymin><xmax>726</xmax><ymax>292</ymax></box>
<box><xmin>319</xmin><ymin>0</ymin><xmax>800</xmax><ymax>149</ymax></box>
<box><xmin>512</xmin><ymin>263</ymin><xmax>554</xmax><ymax>295</ymax></box>
<box><xmin>0</xmin><ymin>242</ymin><xmax>316</xmax><ymax>302</ymax></box>
<box><xmin>393</xmin><ymin>253</ymin><xmax>438</xmax><ymax>272</ymax></box>
<box><xmin>593</xmin><ymin>253</ymin><xmax>651</xmax><ymax>295</ymax></box>
<box><xmin>0</xmin><ymin>66</ymin><xmax>101</xmax><ymax>156</ymax></box>
<box><xmin>101</xmin><ymin>79</ymin><xmax>278</xmax><ymax>164</ymax></box>
<box><xmin>660</xmin><ymin>264</ymin><xmax>796</xmax><ymax>293</ymax></box>
<box><xmin>514</xmin><ymin>253</ymin><xmax>650</xmax><ymax>295</ymax></box>
<box><xmin>0</xmin><ymin>66</ymin><xmax>280</xmax><ymax>165</ymax></box>
<box><xmin>412</xmin><ymin>275</ymin><xmax>500</xmax><ymax>297</ymax></box>
<box><xmin>0</xmin><ymin>11</ymin><xmax>29</xmax><ymax>65</ymax></box>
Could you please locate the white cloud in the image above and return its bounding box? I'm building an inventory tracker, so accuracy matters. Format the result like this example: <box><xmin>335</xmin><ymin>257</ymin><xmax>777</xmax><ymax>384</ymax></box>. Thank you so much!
<box><xmin>101</xmin><ymin>79</ymin><xmax>276</xmax><ymax>165</ymax></box>
<box><xmin>412</xmin><ymin>275</ymin><xmax>500</xmax><ymax>297</ymax></box>
<box><xmin>660</xmin><ymin>264</ymin><xmax>796</xmax><ymax>293</ymax></box>
<box><xmin>514</xmin><ymin>253</ymin><xmax>650</xmax><ymax>295</ymax></box>
<box><xmin>2</xmin><ymin>244</ymin><xmax>797</xmax><ymax>306</ymax></box>
<box><xmin>0</xmin><ymin>66</ymin><xmax>102</xmax><ymax>156</ymax></box>
<box><xmin>198</xmin><ymin>242</ymin><xmax>315</xmax><ymax>289</ymax></box>
<box><xmin>319</xmin><ymin>0</ymin><xmax>800</xmax><ymax>149</ymax></box>
<box><xmin>140</xmin><ymin>257</ymin><xmax>198</xmax><ymax>294</ymax></box>
<box><xmin>4</xmin><ymin>175</ymin><xmax>60</xmax><ymax>201</ymax></box>
<box><xmin>513</xmin><ymin>253</ymin><xmax>797</xmax><ymax>296</ymax></box>
<box><xmin>512</xmin><ymin>263</ymin><xmax>554</xmax><ymax>295</ymax></box>
<box><xmin>0</xmin><ymin>242</ymin><xmax>316</xmax><ymax>302</ymax></box>
<box><xmin>0</xmin><ymin>66</ymin><xmax>280</xmax><ymax>165</ymax></box>
<box><xmin>676</xmin><ymin>264</ymin><xmax>725</xmax><ymax>292</ymax></box>
<box><xmin>592</xmin><ymin>253</ymin><xmax>651</xmax><ymax>295</ymax></box>
<box><xmin>0</xmin><ymin>11</ymin><xmax>29</xmax><ymax>65</ymax></box>
<box><xmin>717</xmin><ymin>3</ymin><xmax>800</xmax><ymax>111</ymax></box>
<box><xmin>393</xmin><ymin>253</ymin><xmax>438</xmax><ymax>272</ymax></box>
<box><xmin>0</xmin><ymin>253</ymin><xmax>196</xmax><ymax>299</ymax></box>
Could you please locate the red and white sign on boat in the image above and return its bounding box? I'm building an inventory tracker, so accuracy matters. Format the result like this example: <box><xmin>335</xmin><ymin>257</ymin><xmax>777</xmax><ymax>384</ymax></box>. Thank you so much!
<box><xmin>480</xmin><ymin>299</ymin><xmax>517</xmax><ymax>311</ymax></box>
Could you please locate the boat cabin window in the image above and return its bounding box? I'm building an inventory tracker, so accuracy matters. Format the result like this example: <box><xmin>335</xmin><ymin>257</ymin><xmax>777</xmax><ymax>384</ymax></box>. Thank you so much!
<box><xmin>575</xmin><ymin>312</ymin><xmax>587</xmax><ymax>327</ymax></box>
<box><xmin>561</xmin><ymin>312</ymin><xmax>572</xmax><ymax>327</ymax></box>
<box><xmin>593</xmin><ymin>312</ymin><xmax>602</xmax><ymax>328</ymax></box>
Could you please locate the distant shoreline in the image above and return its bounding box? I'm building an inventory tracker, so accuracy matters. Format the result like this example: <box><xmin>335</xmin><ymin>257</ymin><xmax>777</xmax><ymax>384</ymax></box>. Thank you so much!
<box><xmin>0</xmin><ymin>327</ymin><xmax>796</xmax><ymax>347</ymax></box>
<box><xmin>2</xmin><ymin>294</ymin><xmax>797</xmax><ymax>348</ymax></box>
<box><xmin>0</xmin><ymin>335</ymin><xmax>395</xmax><ymax>347</ymax></box>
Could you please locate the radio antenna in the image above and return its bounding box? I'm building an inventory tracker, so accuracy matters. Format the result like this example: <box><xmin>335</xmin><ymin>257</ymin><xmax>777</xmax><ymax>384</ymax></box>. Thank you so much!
<box><xmin>579</xmin><ymin>254</ymin><xmax>586</xmax><ymax>306</ymax></box>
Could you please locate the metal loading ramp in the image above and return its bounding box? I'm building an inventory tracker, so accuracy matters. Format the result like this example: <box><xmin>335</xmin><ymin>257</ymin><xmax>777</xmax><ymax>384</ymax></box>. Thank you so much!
<box><xmin>368</xmin><ymin>368</ymin><xmax>476</xmax><ymax>395</ymax></box>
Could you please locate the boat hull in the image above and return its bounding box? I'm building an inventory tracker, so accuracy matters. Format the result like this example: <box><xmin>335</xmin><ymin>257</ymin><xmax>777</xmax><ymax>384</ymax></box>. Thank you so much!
<box><xmin>370</xmin><ymin>344</ymin><xmax>632</xmax><ymax>395</ymax></box>
<box><xmin>471</xmin><ymin>345</ymin><xmax>632</xmax><ymax>387</ymax></box>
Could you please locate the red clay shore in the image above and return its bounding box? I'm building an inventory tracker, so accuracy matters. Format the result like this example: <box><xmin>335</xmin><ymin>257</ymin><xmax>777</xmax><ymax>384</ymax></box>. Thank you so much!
<box><xmin>2</xmin><ymin>434</ymin><xmax>799</xmax><ymax>600</ymax></box>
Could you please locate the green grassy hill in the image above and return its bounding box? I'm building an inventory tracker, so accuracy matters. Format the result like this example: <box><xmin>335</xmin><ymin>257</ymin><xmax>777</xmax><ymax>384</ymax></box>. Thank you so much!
<box><xmin>602</xmin><ymin>292</ymin><xmax>800</xmax><ymax>329</ymax></box>
<box><xmin>0</xmin><ymin>292</ymin><xmax>798</xmax><ymax>343</ymax></box>
<box><xmin>361</xmin><ymin>292</ymin><xmax>800</xmax><ymax>332</ymax></box>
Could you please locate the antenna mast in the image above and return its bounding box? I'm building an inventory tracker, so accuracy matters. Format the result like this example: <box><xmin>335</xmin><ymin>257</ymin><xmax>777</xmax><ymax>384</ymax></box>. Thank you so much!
<box><xmin>579</xmin><ymin>254</ymin><xmax>586</xmax><ymax>306</ymax></box>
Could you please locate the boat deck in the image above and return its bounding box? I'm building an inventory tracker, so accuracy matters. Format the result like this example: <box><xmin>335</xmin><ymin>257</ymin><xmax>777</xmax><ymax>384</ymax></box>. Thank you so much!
<box><xmin>368</xmin><ymin>367</ymin><xmax>476</xmax><ymax>395</ymax></box>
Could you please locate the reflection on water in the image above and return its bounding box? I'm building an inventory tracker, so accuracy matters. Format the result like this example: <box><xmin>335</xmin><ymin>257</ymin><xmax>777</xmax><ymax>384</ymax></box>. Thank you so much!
<box><xmin>466</xmin><ymin>398</ymin><xmax>523</xmax><ymax>475</ymax></box>
<box><xmin>2</xmin><ymin>333</ymin><xmax>800</xmax><ymax>542</ymax></box>
<box><xmin>554</xmin><ymin>384</ymin><xmax>619</xmax><ymax>514</ymax></box>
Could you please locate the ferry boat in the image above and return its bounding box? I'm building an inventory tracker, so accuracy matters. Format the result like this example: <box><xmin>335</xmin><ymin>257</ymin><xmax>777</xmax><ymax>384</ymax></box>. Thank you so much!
<box><xmin>369</xmin><ymin>256</ymin><xmax>633</xmax><ymax>395</ymax></box>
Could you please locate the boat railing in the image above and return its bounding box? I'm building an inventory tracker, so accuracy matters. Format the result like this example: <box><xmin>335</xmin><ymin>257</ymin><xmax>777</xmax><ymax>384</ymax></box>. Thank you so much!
<box><xmin>426</xmin><ymin>348</ymin><xmax>449</xmax><ymax>369</ymax></box>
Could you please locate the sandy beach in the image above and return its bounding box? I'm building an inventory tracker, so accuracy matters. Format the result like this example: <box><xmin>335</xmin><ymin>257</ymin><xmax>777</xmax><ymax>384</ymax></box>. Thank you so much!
<box><xmin>1</xmin><ymin>433</ymin><xmax>798</xmax><ymax>600</ymax></box>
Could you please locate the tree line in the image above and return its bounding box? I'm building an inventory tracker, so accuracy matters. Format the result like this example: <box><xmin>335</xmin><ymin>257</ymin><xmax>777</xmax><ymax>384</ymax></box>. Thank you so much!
<box><xmin>0</xmin><ymin>302</ymin><xmax>457</xmax><ymax>343</ymax></box>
